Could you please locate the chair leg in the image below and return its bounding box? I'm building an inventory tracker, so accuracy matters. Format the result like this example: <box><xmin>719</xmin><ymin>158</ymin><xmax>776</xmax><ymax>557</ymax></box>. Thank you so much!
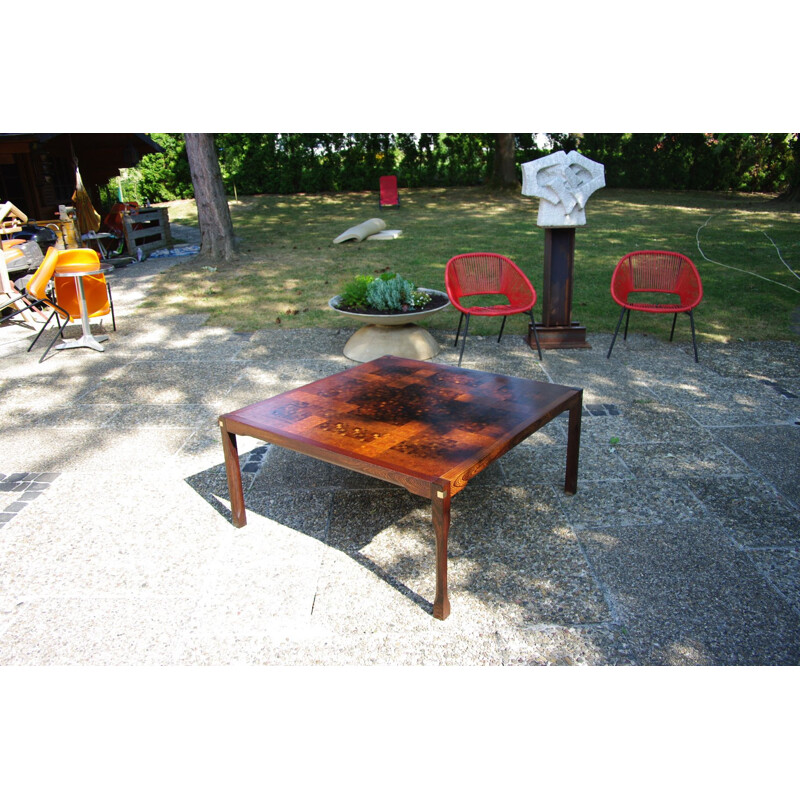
<box><xmin>497</xmin><ymin>314</ymin><xmax>508</xmax><ymax>342</ymax></box>
<box><xmin>26</xmin><ymin>309</ymin><xmax>58</xmax><ymax>352</ymax></box>
<box><xmin>497</xmin><ymin>315</ymin><xmax>507</xmax><ymax>342</ymax></box>
<box><xmin>107</xmin><ymin>282</ymin><xmax>116</xmax><ymax>331</ymax></box>
<box><xmin>28</xmin><ymin>310</ymin><xmax>69</xmax><ymax>363</ymax></box>
<box><xmin>607</xmin><ymin>307</ymin><xmax>627</xmax><ymax>359</ymax></box>
<box><xmin>528</xmin><ymin>310</ymin><xmax>543</xmax><ymax>360</ymax></box>
<box><xmin>457</xmin><ymin>314</ymin><xmax>471</xmax><ymax>367</ymax></box>
<box><xmin>454</xmin><ymin>312</ymin><xmax>464</xmax><ymax>347</ymax></box>
<box><xmin>689</xmin><ymin>309</ymin><xmax>698</xmax><ymax>362</ymax></box>
<box><xmin>669</xmin><ymin>312</ymin><xmax>678</xmax><ymax>341</ymax></box>
<box><xmin>623</xmin><ymin>308</ymin><xmax>631</xmax><ymax>341</ymax></box>
<box><xmin>2</xmin><ymin>296</ymin><xmax>43</xmax><ymax>326</ymax></box>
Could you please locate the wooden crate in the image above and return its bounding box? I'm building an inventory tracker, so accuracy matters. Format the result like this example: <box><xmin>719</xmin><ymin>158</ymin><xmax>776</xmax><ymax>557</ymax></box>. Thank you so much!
<box><xmin>122</xmin><ymin>207</ymin><xmax>172</xmax><ymax>256</ymax></box>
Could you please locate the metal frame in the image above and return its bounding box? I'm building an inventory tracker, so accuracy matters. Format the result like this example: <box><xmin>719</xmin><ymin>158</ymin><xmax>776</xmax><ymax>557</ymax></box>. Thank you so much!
<box><xmin>608</xmin><ymin>306</ymin><xmax>698</xmax><ymax>362</ymax></box>
<box><xmin>454</xmin><ymin>307</ymin><xmax>542</xmax><ymax>367</ymax></box>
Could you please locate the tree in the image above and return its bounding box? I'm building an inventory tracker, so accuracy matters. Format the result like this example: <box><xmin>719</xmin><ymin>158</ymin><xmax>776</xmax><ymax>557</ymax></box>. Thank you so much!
<box><xmin>137</xmin><ymin>134</ymin><xmax>192</xmax><ymax>201</ymax></box>
<box><xmin>184</xmin><ymin>133</ymin><xmax>237</xmax><ymax>261</ymax></box>
<box><xmin>778</xmin><ymin>133</ymin><xmax>800</xmax><ymax>202</ymax></box>
<box><xmin>489</xmin><ymin>133</ymin><xmax>518</xmax><ymax>188</ymax></box>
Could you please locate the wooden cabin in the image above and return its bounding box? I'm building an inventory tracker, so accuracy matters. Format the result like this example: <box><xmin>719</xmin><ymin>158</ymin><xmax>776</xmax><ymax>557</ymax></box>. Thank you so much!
<box><xmin>0</xmin><ymin>133</ymin><xmax>163</xmax><ymax>220</ymax></box>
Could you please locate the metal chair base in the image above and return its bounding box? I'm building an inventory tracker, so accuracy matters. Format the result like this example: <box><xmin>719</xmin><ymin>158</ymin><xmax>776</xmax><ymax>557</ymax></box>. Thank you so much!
<box><xmin>454</xmin><ymin>311</ymin><xmax>543</xmax><ymax>367</ymax></box>
<box><xmin>607</xmin><ymin>307</ymin><xmax>698</xmax><ymax>362</ymax></box>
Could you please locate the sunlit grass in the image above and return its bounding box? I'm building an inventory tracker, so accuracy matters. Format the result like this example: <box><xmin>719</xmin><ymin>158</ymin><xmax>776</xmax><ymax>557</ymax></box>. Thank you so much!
<box><xmin>146</xmin><ymin>187</ymin><xmax>800</xmax><ymax>341</ymax></box>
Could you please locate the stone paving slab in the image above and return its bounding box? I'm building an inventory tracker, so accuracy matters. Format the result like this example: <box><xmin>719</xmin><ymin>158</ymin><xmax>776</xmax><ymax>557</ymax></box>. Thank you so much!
<box><xmin>576</xmin><ymin>521</ymin><xmax>800</xmax><ymax>665</ymax></box>
<box><xmin>0</xmin><ymin>256</ymin><xmax>798</xmax><ymax>665</ymax></box>
<box><xmin>711</xmin><ymin>425</ymin><xmax>800</xmax><ymax>507</ymax></box>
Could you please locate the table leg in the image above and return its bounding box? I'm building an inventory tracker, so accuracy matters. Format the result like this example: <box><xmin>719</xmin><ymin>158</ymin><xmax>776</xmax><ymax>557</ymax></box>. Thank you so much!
<box><xmin>564</xmin><ymin>394</ymin><xmax>582</xmax><ymax>495</ymax></box>
<box><xmin>431</xmin><ymin>487</ymin><xmax>451</xmax><ymax>620</ymax></box>
<box><xmin>220</xmin><ymin>421</ymin><xmax>247</xmax><ymax>527</ymax></box>
<box><xmin>78</xmin><ymin>276</ymin><xmax>92</xmax><ymax>336</ymax></box>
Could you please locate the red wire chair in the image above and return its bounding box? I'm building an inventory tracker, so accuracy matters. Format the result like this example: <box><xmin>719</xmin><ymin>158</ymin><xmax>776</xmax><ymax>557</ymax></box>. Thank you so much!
<box><xmin>607</xmin><ymin>250</ymin><xmax>703</xmax><ymax>362</ymax></box>
<box><xmin>445</xmin><ymin>252</ymin><xmax>542</xmax><ymax>366</ymax></box>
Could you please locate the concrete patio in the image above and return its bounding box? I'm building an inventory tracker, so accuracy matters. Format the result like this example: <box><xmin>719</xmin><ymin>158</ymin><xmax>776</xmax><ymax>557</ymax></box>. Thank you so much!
<box><xmin>1</xmin><ymin>249</ymin><xmax>798</xmax><ymax>665</ymax></box>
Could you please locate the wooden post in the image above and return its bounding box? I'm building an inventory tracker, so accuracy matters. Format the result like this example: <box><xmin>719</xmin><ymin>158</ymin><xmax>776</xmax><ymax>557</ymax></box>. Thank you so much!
<box><xmin>528</xmin><ymin>227</ymin><xmax>591</xmax><ymax>350</ymax></box>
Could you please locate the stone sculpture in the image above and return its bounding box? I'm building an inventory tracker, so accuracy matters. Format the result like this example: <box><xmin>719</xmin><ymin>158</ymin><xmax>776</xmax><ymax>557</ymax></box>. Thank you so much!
<box><xmin>521</xmin><ymin>151</ymin><xmax>606</xmax><ymax>227</ymax></box>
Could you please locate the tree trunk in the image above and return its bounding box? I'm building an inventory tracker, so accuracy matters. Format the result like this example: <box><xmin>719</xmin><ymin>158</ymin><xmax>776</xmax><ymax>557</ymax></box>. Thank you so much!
<box><xmin>184</xmin><ymin>133</ymin><xmax>238</xmax><ymax>261</ymax></box>
<box><xmin>490</xmin><ymin>133</ymin><xmax>519</xmax><ymax>188</ymax></box>
<box><xmin>777</xmin><ymin>133</ymin><xmax>800</xmax><ymax>202</ymax></box>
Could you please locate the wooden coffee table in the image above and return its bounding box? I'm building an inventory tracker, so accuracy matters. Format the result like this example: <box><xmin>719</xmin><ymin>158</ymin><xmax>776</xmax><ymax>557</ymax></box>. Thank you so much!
<box><xmin>218</xmin><ymin>355</ymin><xmax>582</xmax><ymax>620</ymax></box>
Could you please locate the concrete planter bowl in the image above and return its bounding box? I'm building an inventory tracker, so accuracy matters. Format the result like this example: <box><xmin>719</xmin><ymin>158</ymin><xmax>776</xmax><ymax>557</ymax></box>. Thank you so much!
<box><xmin>329</xmin><ymin>288</ymin><xmax>450</xmax><ymax>362</ymax></box>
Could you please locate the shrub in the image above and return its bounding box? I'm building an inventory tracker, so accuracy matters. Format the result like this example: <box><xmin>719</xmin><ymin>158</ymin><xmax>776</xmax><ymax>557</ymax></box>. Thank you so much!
<box><xmin>367</xmin><ymin>275</ymin><xmax>415</xmax><ymax>311</ymax></box>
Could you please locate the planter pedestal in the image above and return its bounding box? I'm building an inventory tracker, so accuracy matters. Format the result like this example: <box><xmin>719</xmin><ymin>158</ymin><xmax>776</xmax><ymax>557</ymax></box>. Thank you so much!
<box><xmin>329</xmin><ymin>288</ymin><xmax>449</xmax><ymax>362</ymax></box>
<box><xmin>528</xmin><ymin>227</ymin><xmax>591</xmax><ymax>350</ymax></box>
<box><xmin>343</xmin><ymin>323</ymin><xmax>440</xmax><ymax>362</ymax></box>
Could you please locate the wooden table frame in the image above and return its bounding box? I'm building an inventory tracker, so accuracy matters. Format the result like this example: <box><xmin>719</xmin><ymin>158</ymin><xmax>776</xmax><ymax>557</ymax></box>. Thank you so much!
<box><xmin>219</xmin><ymin>356</ymin><xmax>582</xmax><ymax>620</ymax></box>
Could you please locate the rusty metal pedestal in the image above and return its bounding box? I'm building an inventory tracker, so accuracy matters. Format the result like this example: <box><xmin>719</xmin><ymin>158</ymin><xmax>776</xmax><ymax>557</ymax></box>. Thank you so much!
<box><xmin>528</xmin><ymin>227</ymin><xmax>591</xmax><ymax>350</ymax></box>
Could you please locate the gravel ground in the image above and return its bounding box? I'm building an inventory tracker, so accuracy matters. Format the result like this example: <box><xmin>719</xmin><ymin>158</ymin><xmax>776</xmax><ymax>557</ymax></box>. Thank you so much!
<box><xmin>1</xmin><ymin>242</ymin><xmax>798</xmax><ymax>666</ymax></box>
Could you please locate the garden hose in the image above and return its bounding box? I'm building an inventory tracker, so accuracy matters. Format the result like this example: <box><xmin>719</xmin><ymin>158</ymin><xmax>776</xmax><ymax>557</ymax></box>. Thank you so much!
<box><xmin>696</xmin><ymin>213</ymin><xmax>800</xmax><ymax>294</ymax></box>
<box><xmin>761</xmin><ymin>231</ymin><xmax>800</xmax><ymax>283</ymax></box>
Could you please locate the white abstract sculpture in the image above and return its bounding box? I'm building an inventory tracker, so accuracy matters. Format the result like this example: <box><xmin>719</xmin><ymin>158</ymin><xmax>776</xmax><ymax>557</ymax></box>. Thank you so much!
<box><xmin>521</xmin><ymin>151</ymin><xmax>605</xmax><ymax>227</ymax></box>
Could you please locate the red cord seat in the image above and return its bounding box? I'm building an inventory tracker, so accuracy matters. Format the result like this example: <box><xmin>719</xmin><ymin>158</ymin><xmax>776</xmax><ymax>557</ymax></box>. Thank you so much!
<box><xmin>607</xmin><ymin>250</ymin><xmax>703</xmax><ymax>361</ymax></box>
<box><xmin>445</xmin><ymin>252</ymin><xmax>542</xmax><ymax>366</ymax></box>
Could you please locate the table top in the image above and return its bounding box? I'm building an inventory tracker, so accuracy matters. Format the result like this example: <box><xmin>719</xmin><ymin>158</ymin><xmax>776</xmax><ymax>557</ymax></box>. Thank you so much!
<box><xmin>221</xmin><ymin>356</ymin><xmax>581</xmax><ymax>494</ymax></box>
<box><xmin>53</xmin><ymin>267</ymin><xmax>108</xmax><ymax>278</ymax></box>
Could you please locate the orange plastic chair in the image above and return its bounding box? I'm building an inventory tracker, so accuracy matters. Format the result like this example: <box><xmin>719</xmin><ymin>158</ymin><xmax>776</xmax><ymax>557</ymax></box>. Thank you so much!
<box><xmin>379</xmin><ymin>175</ymin><xmax>399</xmax><ymax>208</ymax></box>
<box><xmin>445</xmin><ymin>252</ymin><xmax>542</xmax><ymax>366</ymax></box>
<box><xmin>2</xmin><ymin>238</ymin><xmax>26</xmax><ymax>256</ymax></box>
<box><xmin>3</xmin><ymin>247</ymin><xmax>117</xmax><ymax>361</ymax></box>
<box><xmin>2</xmin><ymin>247</ymin><xmax>72</xmax><ymax>361</ymax></box>
<box><xmin>607</xmin><ymin>250</ymin><xmax>703</xmax><ymax>362</ymax></box>
<box><xmin>52</xmin><ymin>248</ymin><xmax>116</xmax><ymax>332</ymax></box>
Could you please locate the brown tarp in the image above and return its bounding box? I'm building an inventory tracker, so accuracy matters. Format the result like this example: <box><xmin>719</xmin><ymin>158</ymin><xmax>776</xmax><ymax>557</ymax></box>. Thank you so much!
<box><xmin>71</xmin><ymin>165</ymin><xmax>101</xmax><ymax>234</ymax></box>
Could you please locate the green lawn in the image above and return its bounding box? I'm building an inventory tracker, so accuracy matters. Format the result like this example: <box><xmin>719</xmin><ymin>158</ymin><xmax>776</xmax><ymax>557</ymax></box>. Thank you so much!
<box><xmin>145</xmin><ymin>187</ymin><xmax>800</xmax><ymax>343</ymax></box>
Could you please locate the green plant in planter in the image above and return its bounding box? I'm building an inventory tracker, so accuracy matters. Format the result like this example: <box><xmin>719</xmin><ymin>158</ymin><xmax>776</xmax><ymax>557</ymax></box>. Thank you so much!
<box><xmin>339</xmin><ymin>272</ymin><xmax>431</xmax><ymax>312</ymax></box>
<box><xmin>340</xmin><ymin>274</ymin><xmax>375</xmax><ymax>308</ymax></box>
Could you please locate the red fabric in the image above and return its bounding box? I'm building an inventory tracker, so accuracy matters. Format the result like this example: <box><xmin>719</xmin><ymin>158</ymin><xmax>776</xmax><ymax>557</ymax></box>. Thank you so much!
<box><xmin>101</xmin><ymin>202</ymin><xmax>140</xmax><ymax>236</ymax></box>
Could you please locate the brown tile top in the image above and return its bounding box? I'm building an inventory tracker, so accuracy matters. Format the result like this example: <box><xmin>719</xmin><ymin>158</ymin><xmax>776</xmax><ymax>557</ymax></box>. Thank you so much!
<box><xmin>222</xmin><ymin>355</ymin><xmax>581</xmax><ymax>493</ymax></box>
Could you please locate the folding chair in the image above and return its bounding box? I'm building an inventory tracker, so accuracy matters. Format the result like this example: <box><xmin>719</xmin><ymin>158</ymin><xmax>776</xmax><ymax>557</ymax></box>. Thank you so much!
<box><xmin>379</xmin><ymin>175</ymin><xmax>400</xmax><ymax>208</ymax></box>
<box><xmin>3</xmin><ymin>247</ymin><xmax>116</xmax><ymax>362</ymax></box>
<box><xmin>2</xmin><ymin>247</ymin><xmax>72</xmax><ymax>362</ymax></box>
